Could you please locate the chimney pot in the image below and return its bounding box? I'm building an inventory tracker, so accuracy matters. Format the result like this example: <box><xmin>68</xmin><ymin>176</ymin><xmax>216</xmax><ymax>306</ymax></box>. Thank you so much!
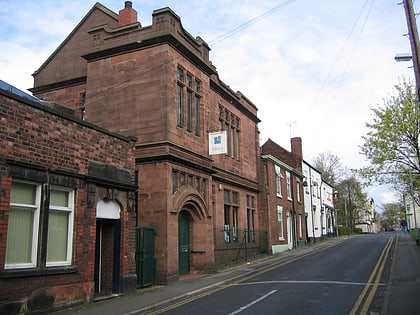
<box><xmin>119</xmin><ymin>1</ymin><xmax>138</xmax><ymax>26</ymax></box>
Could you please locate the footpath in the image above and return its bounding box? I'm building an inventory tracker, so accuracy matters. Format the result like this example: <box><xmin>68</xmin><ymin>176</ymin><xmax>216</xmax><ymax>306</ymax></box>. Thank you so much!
<box><xmin>382</xmin><ymin>231</ymin><xmax>420</xmax><ymax>315</ymax></box>
<box><xmin>53</xmin><ymin>233</ymin><xmax>420</xmax><ymax>315</ymax></box>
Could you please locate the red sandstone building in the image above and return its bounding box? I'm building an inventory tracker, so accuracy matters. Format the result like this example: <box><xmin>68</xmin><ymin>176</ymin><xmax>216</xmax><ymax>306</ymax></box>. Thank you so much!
<box><xmin>0</xmin><ymin>85</ymin><xmax>137</xmax><ymax>313</ymax></box>
<box><xmin>260</xmin><ymin>138</ymin><xmax>307</xmax><ymax>253</ymax></box>
<box><xmin>30</xmin><ymin>1</ymin><xmax>263</xmax><ymax>284</ymax></box>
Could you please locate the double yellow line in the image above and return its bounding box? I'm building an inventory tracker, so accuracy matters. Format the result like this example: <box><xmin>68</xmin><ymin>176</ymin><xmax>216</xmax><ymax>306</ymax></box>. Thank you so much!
<box><xmin>145</xmin><ymin>241</ymin><xmax>342</xmax><ymax>314</ymax></box>
<box><xmin>349</xmin><ymin>235</ymin><xmax>394</xmax><ymax>315</ymax></box>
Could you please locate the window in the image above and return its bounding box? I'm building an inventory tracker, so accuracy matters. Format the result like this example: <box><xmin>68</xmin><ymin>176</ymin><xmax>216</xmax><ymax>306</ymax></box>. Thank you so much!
<box><xmin>218</xmin><ymin>106</ymin><xmax>241</xmax><ymax>159</ymax></box>
<box><xmin>188</xmin><ymin>175</ymin><xmax>193</xmax><ymax>187</ymax></box>
<box><xmin>232</xmin><ymin>192</ymin><xmax>239</xmax><ymax>242</ymax></box>
<box><xmin>235</xmin><ymin>118</ymin><xmax>240</xmax><ymax>161</ymax></box>
<box><xmin>286</xmin><ymin>171</ymin><xmax>292</xmax><ymax>200</ymax></box>
<box><xmin>5</xmin><ymin>181</ymin><xmax>41</xmax><ymax>268</ymax></box>
<box><xmin>177</xmin><ymin>84</ymin><xmax>183</xmax><ymax>127</ymax></box>
<box><xmin>230</xmin><ymin>126</ymin><xmax>235</xmax><ymax>159</ymax></box>
<box><xmin>224</xmin><ymin>190</ymin><xmax>231</xmax><ymax>243</ymax></box>
<box><xmin>277</xmin><ymin>205</ymin><xmax>284</xmax><ymax>240</ymax></box>
<box><xmin>176</xmin><ymin>66</ymin><xmax>201</xmax><ymax>136</ymax></box>
<box><xmin>224</xmin><ymin>190</ymin><xmax>239</xmax><ymax>243</ymax></box>
<box><xmin>275</xmin><ymin>165</ymin><xmax>283</xmax><ymax>197</ymax></box>
<box><xmin>46</xmin><ymin>187</ymin><xmax>74</xmax><ymax>266</ymax></box>
<box><xmin>195</xmin><ymin>95</ymin><xmax>200</xmax><ymax>136</ymax></box>
<box><xmin>299</xmin><ymin>213</ymin><xmax>303</xmax><ymax>238</ymax></box>
<box><xmin>80</xmin><ymin>92</ymin><xmax>86</xmax><ymax>120</ymax></box>
<box><xmin>5</xmin><ymin>180</ymin><xmax>75</xmax><ymax>270</ymax></box>
<box><xmin>177</xmin><ymin>67</ymin><xmax>184</xmax><ymax>81</ymax></box>
<box><xmin>180</xmin><ymin>173</ymin><xmax>186</xmax><ymax>187</ymax></box>
<box><xmin>296</xmin><ymin>180</ymin><xmax>301</xmax><ymax>203</ymax></box>
<box><xmin>195</xmin><ymin>79</ymin><xmax>201</xmax><ymax>93</ymax></box>
<box><xmin>172</xmin><ymin>171</ymin><xmax>178</xmax><ymax>194</ymax></box>
<box><xmin>247</xmin><ymin>195</ymin><xmax>255</xmax><ymax>242</ymax></box>
<box><xmin>172</xmin><ymin>169</ymin><xmax>206</xmax><ymax>198</ymax></box>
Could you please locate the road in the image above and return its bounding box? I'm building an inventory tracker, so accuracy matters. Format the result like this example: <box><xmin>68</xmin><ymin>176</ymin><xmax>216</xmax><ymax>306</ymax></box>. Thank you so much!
<box><xmin>152</xmin><ymin>233</ymin><xmax>393</xmax><ymax>315</ymax></box>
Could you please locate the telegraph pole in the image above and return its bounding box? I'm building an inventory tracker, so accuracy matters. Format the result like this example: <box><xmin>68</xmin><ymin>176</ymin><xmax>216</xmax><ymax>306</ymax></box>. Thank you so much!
<box><xmin>403</xmin><ymin>0</ymin><xmax>420</xmax><ymax>101</ymax></box>
<box><xmin>403</xmin><ymin>0</ymin><xmax>420</xmax><ymax>245</ymax></box>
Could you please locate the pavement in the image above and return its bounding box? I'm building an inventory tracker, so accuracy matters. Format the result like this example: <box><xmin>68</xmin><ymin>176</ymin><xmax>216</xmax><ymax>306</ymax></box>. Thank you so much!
<box><xmin>52</xmin><ymin>233</ymin><xmax>420</xmax><ymax>315</ymax></box>
<box><xmin>382</xmin><ymin>231</ymin><xmax>420</xmax><ymax>315</ymax></box>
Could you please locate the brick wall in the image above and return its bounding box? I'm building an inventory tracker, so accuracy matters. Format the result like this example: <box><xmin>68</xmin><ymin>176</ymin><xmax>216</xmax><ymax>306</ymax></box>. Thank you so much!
<box><xmin>0</xmin><ymin>90</ymin><xmax>137</xmax><ymax>313</ymax></box>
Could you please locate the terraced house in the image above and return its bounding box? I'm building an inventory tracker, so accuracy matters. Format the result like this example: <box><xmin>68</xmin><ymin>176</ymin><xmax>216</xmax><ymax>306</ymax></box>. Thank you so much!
<box><xmin>29</xmin><ymin>1</ymin><xmax>263</xmax><ymax>285</ymax></box>
<box><xmin>260</xmin><ymin>138</ymin><xmax>307</xmax><ymax>253</ymax></box>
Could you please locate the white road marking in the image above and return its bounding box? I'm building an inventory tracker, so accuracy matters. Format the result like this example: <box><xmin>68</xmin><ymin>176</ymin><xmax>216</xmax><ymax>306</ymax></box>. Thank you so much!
<box><xmin>234</xmin><ymin>280</ymin><xmax>385</xmax><ymax>286</ymax></box>
<box><xmin>229</xmin><ymin>289</ymin><xmax>278</xmax><ymax>315</ymax></box>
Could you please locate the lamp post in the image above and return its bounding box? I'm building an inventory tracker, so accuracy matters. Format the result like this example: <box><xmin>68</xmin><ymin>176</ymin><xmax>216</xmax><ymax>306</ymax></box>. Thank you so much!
<box><xmin>397</xmin><ymin>0</ymin><xmax>420</xmax><ymax>244</ymax></box>
<box><xmin>409</xmin><ymin>168</ymin><xmax>419</xmax><ymax>244</ymax></box>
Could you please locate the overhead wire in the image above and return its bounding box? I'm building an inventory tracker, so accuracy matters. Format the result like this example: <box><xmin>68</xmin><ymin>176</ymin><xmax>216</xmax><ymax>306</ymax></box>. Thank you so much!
<box><xmin>303</xmin><ymin>0</ymin><xmax>375</xmax><ymax>122</ymax></box>
<box><xmin>104</xmin><ymin>1</ymin><xmax>297</xmax><ymax>91</ymax></box>
<box><xmin>304</xmin><ymin>0</ymin><xmax>376</xmax><ymax>154</ymax></box>
<box><xmin>208</xmin><ymin>0</ymin><xmax>296</xmax><ymax>46</ymax></box>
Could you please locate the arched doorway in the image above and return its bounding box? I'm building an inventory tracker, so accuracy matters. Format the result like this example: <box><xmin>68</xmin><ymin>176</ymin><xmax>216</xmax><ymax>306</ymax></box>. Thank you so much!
<box><xmin>178</xmin><ymin>211</ymin><xmax>190</xmax><ymax>275</ymax></box>
<box><xmin>95</xmin><ymin>199</ymin><xmax>121</xmax><ymax>296</ymax></box>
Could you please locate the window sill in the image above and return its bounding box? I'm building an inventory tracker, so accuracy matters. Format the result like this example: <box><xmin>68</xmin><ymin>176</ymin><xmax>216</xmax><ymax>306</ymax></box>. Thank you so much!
<box><xmin>0</xmin><ymin>265</ymin><xmax>78</xmax><ymax>278</ymax></box>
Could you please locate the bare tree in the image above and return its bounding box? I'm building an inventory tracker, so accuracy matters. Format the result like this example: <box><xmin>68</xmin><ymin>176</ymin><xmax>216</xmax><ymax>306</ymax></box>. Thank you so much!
<box><xmin>312</xmin><ymin>152</ymin><xmax>345</xmax><ymax>186</ymax></box>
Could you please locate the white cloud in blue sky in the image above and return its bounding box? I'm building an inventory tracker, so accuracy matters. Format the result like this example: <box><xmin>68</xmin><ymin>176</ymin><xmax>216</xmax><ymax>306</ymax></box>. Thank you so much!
<box><xmin>0</xmin><ymin>0</ymin><xmax>415</xmax><ymax>205</ymax></box>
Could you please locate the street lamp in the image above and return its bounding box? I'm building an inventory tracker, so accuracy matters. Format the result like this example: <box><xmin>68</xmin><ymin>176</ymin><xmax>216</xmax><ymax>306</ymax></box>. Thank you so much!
<box><xmin>395</xmin><ymin>53</ymin><xmax>413</xmax><ymax>62</ymax></box>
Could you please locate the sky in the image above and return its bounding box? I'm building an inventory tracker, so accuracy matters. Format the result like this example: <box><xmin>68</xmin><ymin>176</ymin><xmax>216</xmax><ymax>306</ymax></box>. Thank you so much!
<box><xmin>0</xmin><ymin>0</ymin><xmax>417</xmax><ymax>208</ymax></box>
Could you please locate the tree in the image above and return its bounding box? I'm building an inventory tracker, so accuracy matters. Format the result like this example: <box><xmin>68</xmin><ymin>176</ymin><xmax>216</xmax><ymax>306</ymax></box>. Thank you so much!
<box><xmin>334</xmin><ymin>176</ymin><xmax>368</xmax><ymax>231</ymax></box>
<box><xmin>312</xmin><ymin>152</ymin><xmax>345</xmax><ymax>186</ymax></box>
<box><xmin>380</xmin><ymin>202</ymin><xmax>405</xmax><ymax>231</ymax></box>
<box><xmin>359</xmin><ymin>79</ymin><xmax>420</xmax><ymax>202</ymax></box>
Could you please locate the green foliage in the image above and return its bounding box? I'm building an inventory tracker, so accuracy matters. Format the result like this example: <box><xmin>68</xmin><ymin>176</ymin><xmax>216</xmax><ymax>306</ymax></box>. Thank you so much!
<box><xmin>353</xmin><ymin>228</ymin><xmax>363</xmax><ymax>234</ymax></box>
<box><xmin>334</xmin><ymin>176</ymin><xmax>368</xmax><ymax>231</ymax></box>
<box><xmin>359</xmin><ymin>79</ymin><xmax>420</xmax><ymax>196</ymax></box>
<box><xmin>338</xmin><ymin>226</ymin><xmax>352</xmax><ymax>235</ymax></box>
<box><xmin>380</xmin><ymin>202</ymin><xmax>405</xmax><ymax>231</ymax></box>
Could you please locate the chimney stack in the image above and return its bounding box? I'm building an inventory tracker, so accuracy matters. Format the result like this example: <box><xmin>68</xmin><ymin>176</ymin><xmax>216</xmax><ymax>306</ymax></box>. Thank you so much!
<box><xmin>291</xmin><ymin>137</ymin><xmax>303</xmax><ymax>159</ymax></box>
<box><xmin>119</xmin><ymin>1</ymin><xmax>138</xmax><ymax>27</ymax></box>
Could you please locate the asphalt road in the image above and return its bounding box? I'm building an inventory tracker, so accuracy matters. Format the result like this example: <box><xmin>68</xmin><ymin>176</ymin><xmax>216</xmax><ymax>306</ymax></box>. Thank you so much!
<box><xmin>155</xmin><ymin>233</ymin><xmax>393</xmax><ymax>315</ymax></box>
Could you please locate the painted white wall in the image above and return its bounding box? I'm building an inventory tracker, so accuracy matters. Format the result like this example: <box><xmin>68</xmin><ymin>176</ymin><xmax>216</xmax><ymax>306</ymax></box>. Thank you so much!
<box><xmin>303</xmin><ymin>161</ymin><xmax>322</xmax><ymax>240</ymax></box>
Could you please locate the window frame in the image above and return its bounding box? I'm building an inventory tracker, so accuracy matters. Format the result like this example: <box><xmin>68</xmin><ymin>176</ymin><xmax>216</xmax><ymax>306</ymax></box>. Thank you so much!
<box><xmin>275</xmin><ymin>165</ymin><xmax>283</xmax><ymax>198</ymax></box>
<box><xmin>46</xmin><ymin>186</ymin><xmax>75</xmax><ymax>267</ymax></box>
<box><xmin>277</xmin><ymin>205</ymin><xmax>284</xmax><ymax>241</ymax></box>
<box><xmin>5</xmin><ymin>180</ymin><xmax>42</xmax><ymax>269</ymax></box>
<box><xmin>286</xmin><ymin>171</ymin><xmax>292</xmax><ymax>200</ymax></box>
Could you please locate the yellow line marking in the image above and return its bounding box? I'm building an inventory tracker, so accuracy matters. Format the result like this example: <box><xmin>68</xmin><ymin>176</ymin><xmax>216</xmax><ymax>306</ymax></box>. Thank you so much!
<box><xmin>146</xmin><ymin>241</ymin><xmax>342</xmax><ymax>314</ymax></box>
<box><xmin>349</xmin><ymin>236</ymin><xmax>394</xmax><ymax>315</ymax></box>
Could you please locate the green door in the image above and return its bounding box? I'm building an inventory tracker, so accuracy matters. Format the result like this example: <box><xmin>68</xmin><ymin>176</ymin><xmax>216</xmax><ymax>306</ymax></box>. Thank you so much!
<box><xmin>135</xmin><ymin>227</ymin><xmax>155</xmax><ymax>287</ymax></box>
<box><xmin>178</xmin><ymin>211</ymin><xmax>190</xmax><ymax>275</ymax></box>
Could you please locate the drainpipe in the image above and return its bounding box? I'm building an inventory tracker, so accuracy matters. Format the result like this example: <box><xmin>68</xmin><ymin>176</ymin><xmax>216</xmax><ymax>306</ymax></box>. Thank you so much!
<box><xmin>309</xmin><ymin>167</ymin><xmax>316</xmax><ymax>243</ymax></box>
<box><xmin>291</xmin><ymin>173</ymin><xmax>297</xmax><ymax>249</ymax></box>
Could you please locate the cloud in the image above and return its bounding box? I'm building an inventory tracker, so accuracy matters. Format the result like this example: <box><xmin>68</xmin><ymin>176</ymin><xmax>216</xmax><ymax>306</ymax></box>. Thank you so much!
<box><xmin>1</xmin><ymin>0</ymin><xmax>415</xmax><ymax>206</ymax></box>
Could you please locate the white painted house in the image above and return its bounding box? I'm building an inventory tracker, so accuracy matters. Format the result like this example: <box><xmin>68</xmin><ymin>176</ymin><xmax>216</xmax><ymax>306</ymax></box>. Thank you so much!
<box><xmin>303</xmin><ymin>161</ymin><xmax>323</xmax><ymax>242</ymax></box>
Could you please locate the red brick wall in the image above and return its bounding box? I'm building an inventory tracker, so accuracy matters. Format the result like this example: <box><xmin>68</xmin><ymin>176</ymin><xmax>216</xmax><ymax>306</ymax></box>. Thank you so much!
<box><xmin>0</xmin><ymin>91</ymin><xmax>136</xmax><ymax>313</ymax></box>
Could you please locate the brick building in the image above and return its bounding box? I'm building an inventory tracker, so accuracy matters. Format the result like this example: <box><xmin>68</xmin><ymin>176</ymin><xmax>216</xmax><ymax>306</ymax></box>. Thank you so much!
<box><xmin>30</xmin><ymin>2</ymin><xmax>264</xmax><ymax>283</ymax></box>
<box><xmin>260</xmin><ymin>138</ymin><xmax>307</xmax><ymax>254</ymax></box>
<box><xmin>0</xmin><ymin>86</ymin><xmax>137</xmax><ymax>313</ymax></box>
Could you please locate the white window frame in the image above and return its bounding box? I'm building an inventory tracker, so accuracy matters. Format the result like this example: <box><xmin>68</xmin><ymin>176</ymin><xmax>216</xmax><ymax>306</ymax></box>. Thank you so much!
<box><xmin>299</xmin><ymin>213</ymin><xmax>303</xmax><ymax>237</ymax></box>
<box><xmin>296</xmin><ymin>179</ymin><xmax>301</xmax><ymax>203</ymax></box>
<box><xmin>5</xmin><ymin>181</ymin><xmax>41</xmax><ymax>269</ymax></box>
<box><xmin>286</xmin><ymin>171</ymin><xmax>292</xmax><ymax>200</ymax></box>
<box><xmin>277</xmin><ymin>205</ymin><xmax>284</xmax><ymax>240</ymax></box>
<box><xmin>275</xmin><ymin>165</ymin><xmax>283</xmax><ymax>197</ymax></box>
<box><xmin>46</xmin><ymin>187</ymin><xmax>74</xmax><ymax>267</ymax></box>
